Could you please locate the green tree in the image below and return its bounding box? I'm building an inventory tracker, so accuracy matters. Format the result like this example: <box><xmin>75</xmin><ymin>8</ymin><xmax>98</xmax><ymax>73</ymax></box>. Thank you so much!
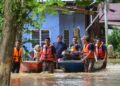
<box><xmin>0</xmin><ymin>0</ymin><xmax>64</xmax><ymax>86</ymax></box>
<box><xmin>0</xmin><ymin>0</ymin><xmax>3</xmax><ymax>41</ymax></box>
<box><xmin>108</xmin><ymin>29</ymin><xmax>120</xmax><ymax>52</ymax></box>
<box><xmin>0</xmin><ymin>0</ymin><xmax>65</xmax><ymax>42</ymax></box>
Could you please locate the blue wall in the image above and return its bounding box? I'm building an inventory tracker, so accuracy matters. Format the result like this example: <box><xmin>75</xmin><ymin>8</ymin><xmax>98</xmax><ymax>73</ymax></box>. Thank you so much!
<box><xmin>59</xmin><ymin>13</ymin><xmax>85</xmax><ymax>46</ymax></box>
<box><xmin>23</xmin><ymin>13</ymin><xmax>86</xmax><ymax>51</ymax></box>
<box><xmin>23</xmin><ymin>14</ymin><xmax>60</xmax><ymax>51</ymax></box>
<box><xmin>41</xmin><ymin>14</ymin><xmax>60</xmax><ymax>43</ymax></box>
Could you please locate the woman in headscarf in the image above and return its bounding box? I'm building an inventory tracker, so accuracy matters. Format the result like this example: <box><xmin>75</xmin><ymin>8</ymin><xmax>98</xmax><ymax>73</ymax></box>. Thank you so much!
<box><xmin>33</xmin><ymin>44</ymin><xmax>41</xmax><ymax>61</ymax></box>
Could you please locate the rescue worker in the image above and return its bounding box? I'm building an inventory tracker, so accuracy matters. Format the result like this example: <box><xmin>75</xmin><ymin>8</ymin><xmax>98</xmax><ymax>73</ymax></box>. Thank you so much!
<box><xmin>95</xmin><ymin>38</ymin><xmax>107</xmax><ymax>68</ymax></box>
<box><xmin>82</xmin><ymin>36</ymin><xmax>95</xmax><ymax>72</ymax></box>
<box><xmin>53</xmin><ymin>35</ymin><xmax>67</xmax><ymax>61</ymax></box>
<box><xmin>12</xmin><ymin>40</ymin><xmax>23</xmax><ymax>73</ymax></box>
<box><xmin>41</xmin><ymin>37</ymin><xmax>56</xmax><ymax>73</ymax></box>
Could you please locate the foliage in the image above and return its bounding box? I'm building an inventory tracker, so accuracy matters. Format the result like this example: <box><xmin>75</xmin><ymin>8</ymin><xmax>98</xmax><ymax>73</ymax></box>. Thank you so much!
<box><xmin>75</xmin><ymin>0</ymin><xmax>104</xmax><ymax>7</ymax></box>
<box><xmin>0</xmin><ymin>0</ymin><xmax>65</xmax><ymax>42</ymax></box>
<box><xmin>114</xmin><ymin>51</ymin><xmax>120</xmax><ymax>58</ymax></box>
<box><xmin>75</xmin><ymin>0</ymin><xmax>93</xmax><ymax>7</ymax></box>
<box><xmin>113</xmin><ymin>0</ymin><xmax>120</xmax><ymax>3</ymax></box>
<box><xmin>108</xmin><ymin>28</ymin><xmax>120</xmax><ymax>58</ymax></box>
<box><xmin>0</xmin><ymin>0</ymin><xmax>3</xmax><ymax>34</ymax></box>
<box><xmin>108</xmin><ymin>29</ymin><xmax>120</xmax><ymax>50</ymax></box>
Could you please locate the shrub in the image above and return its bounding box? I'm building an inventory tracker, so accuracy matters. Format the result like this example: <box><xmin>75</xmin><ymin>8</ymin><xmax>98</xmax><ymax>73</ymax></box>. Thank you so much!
<box><xmin>108</xmin><ymin>28</ymin><xmax>120</xmax><ymax>58</ymax></box>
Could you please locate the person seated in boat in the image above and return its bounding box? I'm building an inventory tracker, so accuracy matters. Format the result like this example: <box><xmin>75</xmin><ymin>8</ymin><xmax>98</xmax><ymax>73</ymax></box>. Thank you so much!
<box><xmin>69</xmin><ymin>36</ymin><xmax>82</xmax><ymax>60</ymax></box>
<box><xmin>82</xmin><ymin>36</ymin><xmax>95</xmax><ymax>72</ymax></box>
<box><xmin>41</xmin><ymin>37</ymin><xmax>56</xmax><ymax>73</ymax></box>
<box><xmin>33</xmin><ymin>44</ymin><xmax>41</xmax><ymax>61</ymax></box>
<box><xmin>62</xmin><ymin>50</ymin><xmax>71</xmax><ymax>60</ymax></box>
<box><xmin>53</xmin><ymin>35</ymin><xmax>67</xmax><ymax>61</ymax></box>
<box><xmin>95</xmin><ymin>38</ymin><xmax>107</xmax><ymax>68</ymax></box>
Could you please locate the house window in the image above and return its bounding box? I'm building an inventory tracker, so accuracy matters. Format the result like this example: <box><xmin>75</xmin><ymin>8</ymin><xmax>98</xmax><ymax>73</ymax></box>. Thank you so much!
<box><xmin>40</xmin><ymin>30</ymin><xmax>49</xmax><ymax>46</ymax></box>
<box><xmin>32</xmin><ymin>30</ymin><xmax>40</xmax><ymax>47</ymax></box>
<box><xmin>64</xmin><ymin>30</ymin><xmax>69</xmax><ymax>47</ymax></box>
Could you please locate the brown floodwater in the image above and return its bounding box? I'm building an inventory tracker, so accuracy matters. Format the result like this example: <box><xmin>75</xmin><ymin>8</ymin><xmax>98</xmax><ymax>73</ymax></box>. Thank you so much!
<box><xmin>11</xmin><ymin>64</ymin><xmax>120</xmax><ymax>86</ymax></box>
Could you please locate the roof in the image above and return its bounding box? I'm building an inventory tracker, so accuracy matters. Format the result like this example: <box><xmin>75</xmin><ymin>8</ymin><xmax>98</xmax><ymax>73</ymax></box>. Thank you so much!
<box><xmin>59</xmin><ymin>6</ymin><xmax>97</xmax><ymax>15</ymax></box>
<box><xmin>99</xmin><ymin>3</ymin><xmax>120</xmax><ymax>26</ymax></box>
<box><xmin>37</xmin><ymin>0</ymin><xmax>97</xmax><ymax>15</ymax></box>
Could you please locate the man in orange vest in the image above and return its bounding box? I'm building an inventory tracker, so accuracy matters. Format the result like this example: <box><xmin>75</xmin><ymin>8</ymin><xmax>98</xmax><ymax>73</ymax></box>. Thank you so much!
<box><xmin>95</xmin><ymin>38</ymin><xmax>107</xmax><ymax>68</ymax></box>
<box><xmin>82</xmin><ymin>36</ymin><xmax>95</xmax><ymax>72</ymax></box>
<box><xmin>12</xmin><ymin>40</ymin><xmax>23</xmax><ymax>73</ymax></box>
<box><xmin>41</xmin><ymin>37</ymin><xmax>56</xmax><ymax>73</ymax></box>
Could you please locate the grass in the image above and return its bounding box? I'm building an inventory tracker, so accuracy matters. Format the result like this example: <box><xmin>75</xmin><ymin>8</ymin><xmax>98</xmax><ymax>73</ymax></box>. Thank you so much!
<box><xmin>108</xmin><ymin>58</ymin><xmax>120</xmax><ymax>64</ymax></box>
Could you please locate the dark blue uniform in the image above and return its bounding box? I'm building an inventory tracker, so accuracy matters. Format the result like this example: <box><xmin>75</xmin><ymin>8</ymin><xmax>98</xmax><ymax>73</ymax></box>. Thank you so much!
<box><xmin>53</xmin><ymin>42</ymin><xmax>67</xmax><ymax>59</ymax></box>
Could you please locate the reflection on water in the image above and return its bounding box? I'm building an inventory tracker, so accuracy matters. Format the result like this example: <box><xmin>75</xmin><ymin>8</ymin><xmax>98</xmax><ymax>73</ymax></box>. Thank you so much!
<box><xmin>11</xmin><ymin>74</ymin><xmax>120</xmax><ymax>86</ymax></box>
<box><xmin>55</xmin><ymin>78</ymin><xmax>83</xmax><ymax>86</ymax></box>
<box><xmin>11</xmin><ymin>78</ymin><xmax>20</xmax><ymax>86</ymax></box>
<box><xmin>11</xmin><ymin>64</ymin><xmax>120</xmax><ymax>86</ymax></box>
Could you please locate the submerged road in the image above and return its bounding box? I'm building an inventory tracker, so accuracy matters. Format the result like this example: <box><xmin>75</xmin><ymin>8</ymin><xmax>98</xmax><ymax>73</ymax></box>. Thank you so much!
<box><xmin>11</xmin><ymin>64</ymin><xmax>120</xmax><ymax>86</ymax></box>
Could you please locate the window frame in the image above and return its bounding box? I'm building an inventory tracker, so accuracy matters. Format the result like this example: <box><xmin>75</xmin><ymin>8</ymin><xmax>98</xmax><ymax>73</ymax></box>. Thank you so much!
<box><xmin>64</xmin><ymin>29</ymin><xmax>69</xmax><ymax>47</ymax></box>
<box><xmin>40</xmin><ymin>29</ymin><xmax>50</xmax><ymax>46</ymax></box>
<box><xmin>31</xmin><ymin>30</ymin><xmax>40</xmax><ymax>47</ymax></box>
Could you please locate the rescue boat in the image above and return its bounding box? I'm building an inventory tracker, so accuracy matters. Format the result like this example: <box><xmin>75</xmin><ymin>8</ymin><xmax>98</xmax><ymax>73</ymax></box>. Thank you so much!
<box><xmin>58</xmin><ymin>59</ymin><xmax>106</xmax><ymax>72</ymax></box>
<box><xmin>20</xmin><ymin>61</ymin><xmax>42</xmax><ymax>72</ymax></box>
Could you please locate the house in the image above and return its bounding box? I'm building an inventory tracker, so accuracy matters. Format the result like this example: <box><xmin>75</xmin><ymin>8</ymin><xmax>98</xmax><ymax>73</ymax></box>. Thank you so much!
<box><xmin>23</xmin><ymin>1</ymin><xmax>97</xmax><ymax>51</ymax></box>
<box><xmin>99</xmin><ymin>3</ymin><xmax>120</xmax><ymax>26</ymax></box>
<box><xmin>85</xmin><ymin>3</ymin><xmax>120</xmax><ymax>41</ymax></box>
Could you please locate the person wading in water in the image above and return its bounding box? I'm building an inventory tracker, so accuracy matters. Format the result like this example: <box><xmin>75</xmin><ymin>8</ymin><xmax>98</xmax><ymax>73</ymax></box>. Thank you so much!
<box><xmin>41</xmin><ymin>37</ymin><xmax>56</xmax><ymax>73</ymax></box>
<box><xmin>82</xmin><ymin>36</ymin><xmax>95</xmax><ymax>72</ymax></box>
<box><xmin>12</xmin><ymin>40</ymin><xmax>23</xmax><ymax>73</ymax></box>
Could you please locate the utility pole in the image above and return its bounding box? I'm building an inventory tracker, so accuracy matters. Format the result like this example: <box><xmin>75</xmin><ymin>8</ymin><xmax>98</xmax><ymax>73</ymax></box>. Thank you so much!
<box><xmin>104</xmin><ymin>0</ymin><xmax>109</xmax><ymax>45</ymax></box>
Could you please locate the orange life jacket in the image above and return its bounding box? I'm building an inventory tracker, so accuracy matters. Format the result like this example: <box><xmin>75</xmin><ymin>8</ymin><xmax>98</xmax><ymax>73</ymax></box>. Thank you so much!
<box><xmin>83</xmin><ymin>43</ymin><xmax>94</xmax><ymax>59</ymax></box>
<box><xmin>95</xmin><ymin>44</ymin><xmax>105</xmax><ymax>58</ymax></box>
<box><xmin>41</xmin><ymin>45</ymin><xmax>55</xmax><ymax>61</ymax></box>
<box><xmin>13</xmin><ymin>47</ymin><xmax>23</xmax><ymax>62</ymax></box>
<box><xmin>70</xmin><ymin>46</ymin><xmax>77</xmax><ymax>52</ymax></box>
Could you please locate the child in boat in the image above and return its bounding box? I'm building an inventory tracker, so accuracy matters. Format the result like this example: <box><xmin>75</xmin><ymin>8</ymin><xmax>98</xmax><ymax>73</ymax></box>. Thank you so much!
<box><xmin>63</xmin><ymin>36</ymin><xmax>82</xmax><ymax>60</ymax></box>
<box><xmin>70</xmin><ymin>36</ymin><xmax>82</xmax><ymax>60</ymax></box>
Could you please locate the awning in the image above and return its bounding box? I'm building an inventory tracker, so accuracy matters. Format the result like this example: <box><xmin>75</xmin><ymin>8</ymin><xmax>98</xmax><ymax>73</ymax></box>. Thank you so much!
<box><xmin>58</xmin><ymin>6</ymin><xmax>97</xmax><ymax>15</ymax></box>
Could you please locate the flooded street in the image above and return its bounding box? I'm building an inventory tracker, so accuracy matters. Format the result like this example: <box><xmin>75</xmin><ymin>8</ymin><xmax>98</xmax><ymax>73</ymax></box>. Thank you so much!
<box><xmin>11</xmin><ymin>64</ymin><xmax>120</xmax><ymax>86</ymax></box>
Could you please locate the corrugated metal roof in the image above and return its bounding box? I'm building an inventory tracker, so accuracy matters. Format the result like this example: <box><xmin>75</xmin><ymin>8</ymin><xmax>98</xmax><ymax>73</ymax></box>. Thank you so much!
<box><xmin>99</xmin><ymin>3</ymin><xmax>120</xmax><ymax>26</ymax></box>
<box><xmin>99</xmin><ymin>3</ymin><xmax>120</xmax><ymax>21</ymax></box>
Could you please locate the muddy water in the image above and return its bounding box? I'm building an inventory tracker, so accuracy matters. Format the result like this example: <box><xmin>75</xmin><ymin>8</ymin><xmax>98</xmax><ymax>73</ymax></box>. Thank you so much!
<box><xmin>11</xmin><ymin>64</ymin><xmax>120</xmax><ymax>86</ymax></box>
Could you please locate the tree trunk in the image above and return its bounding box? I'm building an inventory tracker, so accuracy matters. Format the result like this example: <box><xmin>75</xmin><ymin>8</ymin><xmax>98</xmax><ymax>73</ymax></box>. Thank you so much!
<box><xmin>16</xmin><ymin>27</ymin><xmax>23</xmax><ymax>42</ymax></box>
<box><xmin>0</xmin><ymin>0</ymin><xmax>17</xmax><ymax>86</ymax></box>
